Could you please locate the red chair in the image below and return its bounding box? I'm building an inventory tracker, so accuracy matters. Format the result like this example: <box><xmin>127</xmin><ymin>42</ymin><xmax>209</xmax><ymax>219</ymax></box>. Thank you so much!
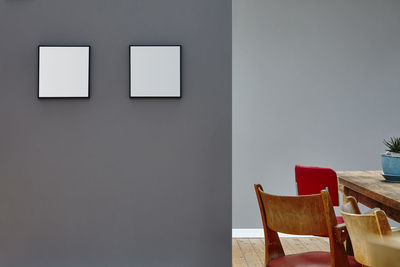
<box><xmin>295</xmin><ymin>165</ymin><xmax>344</xmax><ymax>225</ymax></box>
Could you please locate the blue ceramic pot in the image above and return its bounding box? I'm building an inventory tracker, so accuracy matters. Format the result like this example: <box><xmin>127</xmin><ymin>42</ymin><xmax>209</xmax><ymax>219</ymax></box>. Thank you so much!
<box><xmin>381</xmin><ymin>153</ymin><xmax>400</xmax><ymax>176</ymax></box>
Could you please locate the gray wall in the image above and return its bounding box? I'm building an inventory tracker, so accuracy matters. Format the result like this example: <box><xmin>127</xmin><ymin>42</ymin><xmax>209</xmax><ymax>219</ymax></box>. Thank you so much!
<box><xmin>233</xmin><ymin>0</ymin><xmax>400</xmax><ymax>228</ymax></box>
<box><xmin>0</xmin><ymin>0</ymin><xmax>232</xmax><ymax>266</ymax></box>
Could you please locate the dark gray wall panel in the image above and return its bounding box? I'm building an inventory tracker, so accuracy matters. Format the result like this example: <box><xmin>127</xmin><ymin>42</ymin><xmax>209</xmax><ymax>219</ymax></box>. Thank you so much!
<box><xmin>0</xmin><ymin>0</ymin><xmax>232</xmax><ymax>266</ymax></box>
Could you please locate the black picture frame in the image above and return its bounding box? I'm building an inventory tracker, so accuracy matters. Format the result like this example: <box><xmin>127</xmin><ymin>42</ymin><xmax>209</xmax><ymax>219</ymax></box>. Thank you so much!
<box><xmin>129</xmin><ymin>45</ymin><xmax>182</xmax><ymax>99</ymax></box>
<box><xmin>38</xmin><ymin>45</ymin><xmax>91</xmax><ymax>99</ymax></box>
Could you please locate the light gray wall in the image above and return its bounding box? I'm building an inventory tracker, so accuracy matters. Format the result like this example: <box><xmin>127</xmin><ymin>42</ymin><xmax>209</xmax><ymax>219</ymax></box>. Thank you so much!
<box><xmin>0</xmin><ymin>0</ymin><xmax>232</xmax><ymax>266</ymax></box>
<box><xmin>233</xmin><ymin>0</ymin><xmax>400</xmax><ymax>228</ymax></box>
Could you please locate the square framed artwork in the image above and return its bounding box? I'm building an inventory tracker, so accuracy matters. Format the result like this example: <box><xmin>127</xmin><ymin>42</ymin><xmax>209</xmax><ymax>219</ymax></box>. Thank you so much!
<box><xmin>38</xmin><ymin>45</ymin><xmax>90</xmax><ymax>98</ymax></box>
<box><xmin>130</xmin><ymin>45</ymin><xmax>181</xmax><ymax>98</ymax></box>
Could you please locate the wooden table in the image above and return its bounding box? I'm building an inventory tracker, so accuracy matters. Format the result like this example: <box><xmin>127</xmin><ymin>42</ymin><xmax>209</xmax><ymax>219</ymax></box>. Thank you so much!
<box><xmin>337</xmin><ymin>170</ymin><xmax>400</xmax><ymax>222</ymax></box>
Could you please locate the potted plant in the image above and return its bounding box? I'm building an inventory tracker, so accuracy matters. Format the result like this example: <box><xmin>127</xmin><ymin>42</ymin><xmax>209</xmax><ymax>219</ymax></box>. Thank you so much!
<box><xmin>382</xmin><ymin>137</ymin><xmax>400</xmax><ymax>176</ymax></box>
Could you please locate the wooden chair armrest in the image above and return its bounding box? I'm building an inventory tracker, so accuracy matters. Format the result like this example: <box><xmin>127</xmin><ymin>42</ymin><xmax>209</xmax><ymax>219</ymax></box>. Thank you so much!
<box><xmin>334</xmin><ymin>223</ymin><xmax>349</xmax><ymax>243</ymax></box>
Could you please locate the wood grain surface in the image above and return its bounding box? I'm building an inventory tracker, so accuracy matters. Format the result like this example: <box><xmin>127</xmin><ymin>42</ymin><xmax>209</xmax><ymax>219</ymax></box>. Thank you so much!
<box><xmin>337</xmin><ymin>170</ymin><xmax>400</xmax><ymax>222</ymax></box>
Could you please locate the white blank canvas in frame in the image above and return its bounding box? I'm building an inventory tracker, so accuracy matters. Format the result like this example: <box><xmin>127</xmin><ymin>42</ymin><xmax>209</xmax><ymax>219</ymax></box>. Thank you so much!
<box><xmin>130</xmin><ymin>45</ymin><xmax>181</xmax><ymax>98</ymax></box>
<box><xmin>39</xmin><ymin>46</ymin><xmax>90</xmax><ymax>98</ymax></box>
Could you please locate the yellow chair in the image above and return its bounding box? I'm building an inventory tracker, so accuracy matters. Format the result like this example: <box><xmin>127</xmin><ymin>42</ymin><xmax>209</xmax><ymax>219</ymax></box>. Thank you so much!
<box><xmin>340</xmin><ymin>196</ymin><xmax>400</xmax><ymax>266</ymax></box>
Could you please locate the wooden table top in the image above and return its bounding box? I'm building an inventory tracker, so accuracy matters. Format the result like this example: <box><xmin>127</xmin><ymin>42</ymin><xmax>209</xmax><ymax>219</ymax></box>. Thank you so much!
<box><xmin>337</xmin><ymin>170</ymin><xmax>400</xmax><ymax>211</ymax></box>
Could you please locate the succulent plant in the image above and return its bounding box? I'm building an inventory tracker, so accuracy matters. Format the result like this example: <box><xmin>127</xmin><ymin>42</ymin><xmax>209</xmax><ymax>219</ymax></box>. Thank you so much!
<box><xmin>383</xmin><ymin>137</ymin><xmax>400</xmax><ymax>153</ymax></box>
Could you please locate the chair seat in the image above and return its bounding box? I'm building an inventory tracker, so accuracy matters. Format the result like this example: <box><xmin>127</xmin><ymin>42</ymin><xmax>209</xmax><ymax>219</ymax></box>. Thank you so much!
<box><xmin>268</xmin><ymin>251</ymin><xmax>361</xmax><ymax>267</ymax></box>
<box><xmin>336</xmin><ymin>215</ymin><xmax>344</xmax><ymax>224</ymax></box>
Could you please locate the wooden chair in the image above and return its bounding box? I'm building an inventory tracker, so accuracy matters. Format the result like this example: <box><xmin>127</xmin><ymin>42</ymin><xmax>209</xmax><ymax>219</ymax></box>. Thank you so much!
<box><xmin>340</xmin><ymin>196</ymin><xmax>400</xmax><ymax>267</ymax></box>
<box><xmin>295</xmin><ymin>165</ymin><xmax>344</xmax><ymax>225</ymax></box>
<box><xmin>254</xmin><ymin>184</ymin><xmax>360</xmax><ymax>267</ymax></box>
<box><xmin>368</xmin><ymin>235</ymin><xmax>400</xmax><ymax>267</ymax></box>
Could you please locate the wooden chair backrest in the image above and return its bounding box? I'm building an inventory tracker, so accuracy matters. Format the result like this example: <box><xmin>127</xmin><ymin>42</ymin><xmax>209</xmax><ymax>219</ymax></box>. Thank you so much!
<box><xmin>255</xmin><ymin>184</ymin><xmax>349</xmax><ymax>267</ymax></box>
<box><xmin>341</xmin><ymin>196</ymin><xmax>361</xmax><ymax>215</ymax></box>
<box><xmin>369</xmin><ymin>236</ymin><xmax>400</xmax><ymax>267</ymax></box>
<box><xmin>340</xmin><ymin>196</ymin><xmax>392</xmax><ymax>266</ymax></box>
<box><xmin>258</xmin><ymin>188</ymin><xmax>329</xmax><ymax>235</ymax></box>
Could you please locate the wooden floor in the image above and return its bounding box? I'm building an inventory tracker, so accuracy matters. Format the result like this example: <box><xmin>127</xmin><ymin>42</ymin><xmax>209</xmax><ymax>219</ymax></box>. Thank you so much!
<box><xmin>232</xmin><ymin>237</ymin><xmax>330</xmax><ymax>267</ymax></box>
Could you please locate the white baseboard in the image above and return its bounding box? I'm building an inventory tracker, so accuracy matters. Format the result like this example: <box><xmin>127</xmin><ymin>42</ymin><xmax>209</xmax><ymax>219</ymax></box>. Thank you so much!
<box><xmin>232</xmin><ymin>228</ymin><xmax>264</xmax><ymax>238</ymax></box>
<box><xmin>232</xmin><ymin>229</ymin><xmax>315</xmax><ymax>238</ymax></box>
